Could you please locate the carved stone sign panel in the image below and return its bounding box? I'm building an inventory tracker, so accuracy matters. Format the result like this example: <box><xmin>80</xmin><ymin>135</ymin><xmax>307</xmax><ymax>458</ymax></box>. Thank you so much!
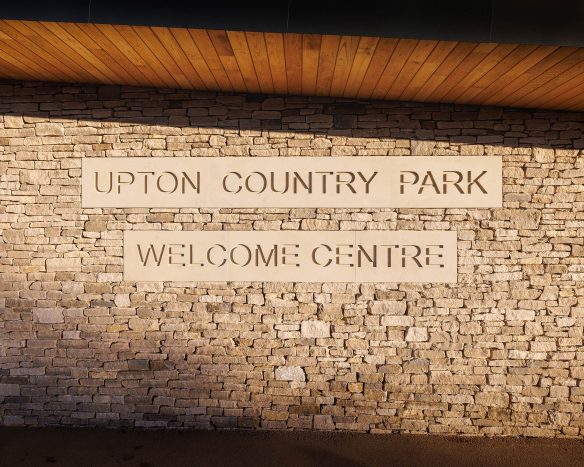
<box><xmin>124</xmin><ymin>230</ymin><xmax>457</xmax><ymax>283</ymax></box>
<box><xmin>82</xmin><ymin>156</ymin><xmax>502</xmax><ymax>208</ymax></box>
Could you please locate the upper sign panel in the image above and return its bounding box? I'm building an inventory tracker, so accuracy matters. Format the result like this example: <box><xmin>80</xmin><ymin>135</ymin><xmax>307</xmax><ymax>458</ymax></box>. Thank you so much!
<box><xmin>82</xmin><ymin>156</ymin><xmax>502</xmax><ymax>208</ymax></box>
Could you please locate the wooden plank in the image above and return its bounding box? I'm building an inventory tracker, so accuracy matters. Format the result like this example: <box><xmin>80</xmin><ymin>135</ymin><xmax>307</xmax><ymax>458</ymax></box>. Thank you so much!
<box><xmin>0</xmin><ymin>47</ymin><xmax>39</xmax><ymax>81</ymax></box>
<box><xmin>356</xmin><ymin>38</ymin><xmax>398</xmax><ymax>99</ymax></box>
<box><xmin>112</xmin><ymin>24</ymin><xmax>178</xmax><ymax>88</ymax></box>
<box><xmin>226</xmin><ymin>30</ymin><xmax>261</xmax><ymax>93</ymax></box>
<box><xmin>92</xmin><ymin>24</ymin><xmax>162</xmax><ymax>87</ymax></box>
<box><xmin>527</xmin><ymin>61</ymin><xmax>584</xmax><ymax>108</ymax></box>
<box><xmin>484</xmin><ymin>47</ymin><xmax>577</xmax><ymax>106</ymax></box>
<box><xmin>207</xmin><ymin>29</ymin><xmax>246</xmax><ymax>92</ymax></box>
<box><xmin>561</xmin><ymin>79</ymin><xmax>584</xmax><ymax>110</ymax></box>
<box><xmin>370</xmin><ymin>39</ymin><xmax>418</xmax><ymax>100</ymax></box>
<box><xmin>471</xmin><ymin>45</ymin><xmax>559</xmax><ymax>104</ymax></box>
<box><xmin>151</xmin><ymin>26</ymin><xmax>206</xmax><ymax>89</ymax></box>
<box><xmin>457</xmin><ymin>44</ymin><xmax>538</xmax><ymax>102</ymax></box>
<box><xmin>170</xmin><ymin>27</ymin><xmax>218</xmax><ymax>90</ymax></box>
<box><xmin>400</xmin><ymin>40</ymin><xmax>457</xmax><ymax>100</ymax></box>
<box><xmin>301</xmin><ymin>34</ymin><xmax>321</xmax><ymax>96</ymax></box>
<box><xmin>0</xmin><ymin>20</ymin><xmax>81</xmax><ymax>82</ymax></box>
<box><xmin>329</xmin><ymin>35</ymin><xmax>360</xmax><ymax>97</ymax></box>
<box><xmin>441</xmin><ymin>43</ymin><xmax>519</xmax><ymax>102</ymax></box>
<box><xmin>315</xmin><ymin>34</ymin><xmax>340</xmax><ymax>96</ymax></box>
<box><xmin>4</xmin><ymin>20</ymin><xmax>99</xmax><ymax>83</ymax></box>
<box><xmin>264</xmin><ymin>32</ymin><xmax>287</xmax><ymax>94</ymax></box>
<box><xmin>36</xmin><ymin>21</ymin><xmax>121</xmax><ymax>84</ymax></box>
<box><xmin>426</xmin><ymin>42</ymin><xmax>496</xmax><ymax>102</ymax></box>
<box><xmin>244</xmin><ymin>32</ymin><xmax>274</xmax><ymax>94</ymax></box>
<box><xmin>64</xmin><ymin>23</ymin><xmax>145</xmax><ymax>86</ymax></box>
<box><xmin>189</xmin><ymin>29</ymin><xmax>233</xmax><ymax>91</ymax></box>
<box><xmin>508</xmin><ymin>49</ymin><xmax>584</xmax><ymax>107</ymax></box>
<box><xmin>343</xmin><ymin>36</ymin><xmax>379</xmax><ymax>98</ymax></box>
<box><xmin>387</xmin><ymin>40</ymin><xmax>437</xmax><ymax>100</ymax></box>
<box><xmin>284</xmin><ymin>33</ymin><xmax>302</xmax><ymax>95</ymax></box>
<box><xmin>0</xmin><ymin>30</ymin><xmax>65</xmax><ymax>82</ymax></box>
<box><xmin>413</xmin><ymin>41</ymin><xmax>475</xmax><ymax>102</ymax></box>
<box><xmin>132</xmin><ymin>26</ymin><xmax>192</xmax><ymax>88</ymax></box>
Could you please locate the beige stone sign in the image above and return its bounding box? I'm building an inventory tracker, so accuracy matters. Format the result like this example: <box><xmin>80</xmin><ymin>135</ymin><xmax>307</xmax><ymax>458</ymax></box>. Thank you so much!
<box><xmin>82</xmin><ymin>156</ymin><xmax>501</xmax><ymax>208</ymax></box>
<box><xmin>124</xmin><ymin>230</ymin><xmax>457</xmax><ymax>283</ymax></box>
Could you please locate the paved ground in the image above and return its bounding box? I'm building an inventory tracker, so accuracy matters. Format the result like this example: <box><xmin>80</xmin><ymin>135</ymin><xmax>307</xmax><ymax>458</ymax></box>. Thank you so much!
<box><xmin>0</xmin><ymin>428</ymin><xmax>583</xmax><ymax>467</ymax></box>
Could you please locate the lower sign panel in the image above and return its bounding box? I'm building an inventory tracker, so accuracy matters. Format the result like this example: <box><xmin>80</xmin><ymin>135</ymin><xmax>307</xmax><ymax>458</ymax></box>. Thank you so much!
<box><xmin>124</xmin><ymin>231</ymin><xmax>457</xmax><ymax>283</ymax></box>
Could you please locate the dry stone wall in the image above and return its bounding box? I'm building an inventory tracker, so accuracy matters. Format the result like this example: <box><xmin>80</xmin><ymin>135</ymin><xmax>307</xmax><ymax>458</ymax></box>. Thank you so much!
<box><xmin>0</xmin><ymin>81</ymin><xmax>583</xmax><ymax>437</ymax></box>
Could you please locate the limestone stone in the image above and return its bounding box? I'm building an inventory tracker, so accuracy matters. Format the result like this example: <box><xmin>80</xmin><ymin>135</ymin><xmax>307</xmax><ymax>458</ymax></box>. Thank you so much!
<box><xmin>410</xmin><ymin>140</ymin><xmax>435</xmax><ymax>155</ymax></box>
<box><xmin>0</xmin><ymin>384</ymin><xmax>20</xmax><ymax>396</ymax></box>
<box><xmin>371</xmin><ymin>301</ymin><xmax>407</xmax><ymax>315</ymax></box>
<box><xmin>137</xmin><ymin>282</ymin><xmax>164</xmax><ymax>292</ymax></box>
<box><xmin>36</xmin><ymin>122</ymin><xmax>64</xmax><ymax>136</ymax></box>
<box><xmin>33</xmin><ymin>308</ymin><xmax>64</xmax><ymax>323</ymax></box>
<box><xmin>20</xmin><ymin>170</ymin><xmax>49</xmax><ymax>185</ymax></box>
<box><xmin>300</xmin><ymin>320</ymin><xmax>330</xmax><ymax>338</ymax></box>
<box><xmin>506</xmin><ymin>309</ymin><xmax>536</xmax><ymax>321</ymax></box>
<box><xmin>475</xmin><ymin>392</ymin><xmax>509</xmax><ymax>408</ymax></box>
<box><xmin>382</xmin><ymin>315</ymin><xmax>414</xmax><ymax>327</ymax></box>
<box><xmin>313</xmin><ymin>415</ymin><xmax>335</xmax><ymax>430</ymax></box>
<box><xmin>3</xmin><ymin>230</ymin><xmax>24</xmax><ymax>243</ymax></box>
<box><xmin>114</xmin><ymin>294</ymin><xmax>131</xmax><ymax>307</ymax></box>
<box><xmin>46</xmin><ymin>258</ymin><xmax>81</xmax><ymax>272</ymax></box>
<box><xmin>509</xmin><ymin>210</ymin><xmax>541</xmax><ymax>229</ymax></box>
<box><xmin>85</xmin><ymin>220</ymin><xmax>107</xmax><ymax>232</ymax></box>
<box><xmin>405</xmin><ymin>327</ymin><xmax>428</xmax><ymax>342</ymax></box>
<box><xmin>4</xmin><ymin>115</ymin><xmax>23</xmax><ymax>128</ymax></box>
<box><xmin>275</xmin><ymin>366</ymin><xmax>306</xmax><ymax>382</ymax></box>
<box><xmin>533</xmin><ymin>148</ymin><xmax>555</xmax><ymax>163</ymax></box>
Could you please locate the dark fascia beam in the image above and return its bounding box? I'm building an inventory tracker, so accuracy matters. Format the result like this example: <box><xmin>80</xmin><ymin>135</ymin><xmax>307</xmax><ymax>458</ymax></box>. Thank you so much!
<box><xmin>1</xmin><ymin>0</ymin><xmax>584</xmax><ymax>48</ymax></box>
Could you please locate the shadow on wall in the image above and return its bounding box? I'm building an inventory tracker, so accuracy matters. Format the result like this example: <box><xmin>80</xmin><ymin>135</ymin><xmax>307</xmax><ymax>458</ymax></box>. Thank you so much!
<box><xmin>0</xmin><ymin>80</ymin><xmax>582</xmax><ymax>149</ymax></box>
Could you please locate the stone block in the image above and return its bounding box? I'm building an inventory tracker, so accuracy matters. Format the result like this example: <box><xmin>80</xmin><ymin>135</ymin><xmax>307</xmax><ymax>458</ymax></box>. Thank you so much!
<box><xmin>275</xmin><ymin>366</ymin><xmax>305</xmax><ymax>382</ymax></box>
<box><xmin>410</xmin><ymin>140</ymin><xmax>435</xmax><ymax>155</ymax></box>
<box><xmin>46</xmin><ymin>258</ymin><xmax>81</xmax><ymax>272</ymax></box>
<box><xmin>3</xmin><ymin>230</ymin><xmax>24</xmax><ymax>244</ymax></box>
<box><xmin>301</xmin><ymin>320</ymin><xmax>330</xmax><ymax>338</ymax></box>
<box><xmin>382</xmin><ymin>315</ymin><xmax>414</xmax><ymax>327</ymax></box>
<box><xmin>114</xmin><ymin>294</ymin><xmax>131</xmax><ymax>307</ymax></box>
<box><xmin>313</xmin><ymin>415</ymin><xmax>335</xmax><ymax>430</ymax></box>
<box><xmin>36</xmin><ymin>122</ymin><xmax>64</xmax><ymax>136</ymax></box>
<box><xmin>371</xmin><ymin>301</ymin><xmax>407</xmax><ymax>315</ymax></box>
<box><xmin>4</xmin><ymin>115</ymin><xmax>23</xmax><ymax>128</ymax></box>
<box><xmin>506</xmin><ymin>309</ymin><xmax>536</xmax><ymax>321</ymax></box>
<box><xmin>405</xmin><ymin>327</ymin><xmax>428</xmax><ymax>342</ymax></box>
<box><xmin>85</xmin><ymin>220</ymin><xmax>107</xmax><ymax>232</ymax></box>
<box><xmin>509</xmin><ymin>210</ymin><xmax>541</xmax><ymax>229</ymax></box>
<box><xmin>0</xmin><ymin>384</ymin><xmax>20</xmax><ymax>396</ymax></box>
<box><xmin>33</xmin><ymin>308</ymin><xmax>64</xmax><ymax>323</ymax></box>
<box><xmin>20</xmin><ymin>170</ymin><xmax>49</xmax><ymax>185</ymax></box>
<box><xmin>475</xmin><ymin>392</ymin><xmax>509</xmax><ymax>408</ymax></box>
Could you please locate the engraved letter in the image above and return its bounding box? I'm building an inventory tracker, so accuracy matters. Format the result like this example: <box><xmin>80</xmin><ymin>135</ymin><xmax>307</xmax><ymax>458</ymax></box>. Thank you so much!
<box><xmin>207</xmin><ymin>244</ymin><xmax>227</xmax><ymax>267</ymax></box>
<box><xmin>442</xmin><ymin>171</ymin><xmax>464</xmax><ymax>194</ymax></box>
<box><xmin>467</xmin><ymin>170</ymin><xmax>488</xmax><ymax>193</ymax></box>
<box><xmin>117</xmin><ymin>172</ymin><xmax>135</xmax><ymax>194</ymax></box>
<box><xmin>400</xmin><ymin>171</ymin><xmax>419</xmax><ymax>194</ymax></box>
<box><xmin>181</xmin><ymin>171</ymin><xmax>200</xmax><ymax>194</ymax></box>
<box><xmin>157</xmin><ymin>171</ymin><xmax>179</xmax><ymax>193</ymax></box>
<box><xmin>223</xmin><ymin>172</ymin><xmax>242</xmax><ymax>194</ymax></box>
<box><xmin>357</xmin><ymin>171</ymin><xmax>378</xmax><ymax>194</ymax></box>
<box><xmin>312</xmin><ymin>244</ymin><xmax>332</xmax><ymax>267</ymax></box>
<box><xmin>137</xmin><ymin>244</ymin><xmax>166</xmax><ymax>266</ymax></box>
<box><xmin>94</xmin><ymin>171</ymin><xmax>113</xmax><ymax>193</ymax></box>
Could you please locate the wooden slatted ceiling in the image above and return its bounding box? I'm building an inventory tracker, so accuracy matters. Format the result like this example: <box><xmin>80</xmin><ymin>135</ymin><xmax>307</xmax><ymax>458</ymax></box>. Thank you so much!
<box><xmin>0</xmin><ymin>19</ymin><xmax>582</xmax><ymax>110</ymax></box>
